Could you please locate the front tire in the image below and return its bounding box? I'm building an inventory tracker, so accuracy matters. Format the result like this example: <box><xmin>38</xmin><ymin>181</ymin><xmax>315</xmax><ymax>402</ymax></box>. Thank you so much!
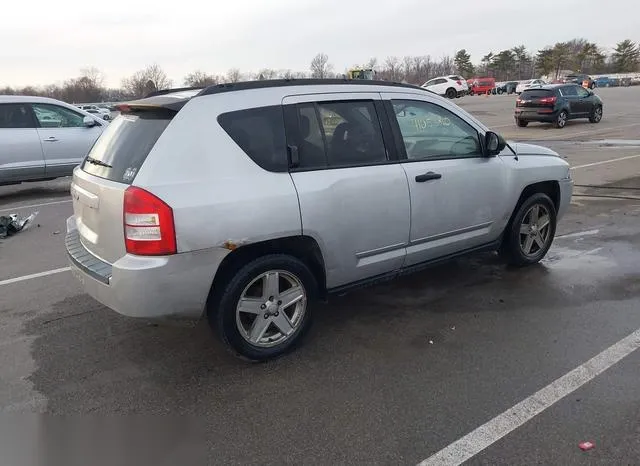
<box><xmin>589</xmin><ymin>105</ymin><xmax>603</xmax><ymax>123</ymax></box>
<box><xmin>209</xmin><ymin>254</ymin><xmax>317</xmax><ymax>361</ymax></box>
<box><xmin>500</xmin><ymin>193</ymin><xmax>557</xmax><ymax>267</ymax></box>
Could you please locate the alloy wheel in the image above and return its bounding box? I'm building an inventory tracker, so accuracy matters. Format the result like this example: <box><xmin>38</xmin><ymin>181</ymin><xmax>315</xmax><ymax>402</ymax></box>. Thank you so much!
<box><xmin>557</xmin><ymin>111</ymin><xmax>567</xmax><ymax>128</ymax></box>
<box><xmin>593</xmin><ymin>107</ymin><xmax>602</xmax><ymax>122</ymax></box>
<box><xmin>519</xmin><ymin>204</ymin><xmax>552</xmax><ymax>257</ymax></box>
<box><xmin>235</xmin><ymin>270</ymin><xmax>307</xmax><ymax>348</ymax></box>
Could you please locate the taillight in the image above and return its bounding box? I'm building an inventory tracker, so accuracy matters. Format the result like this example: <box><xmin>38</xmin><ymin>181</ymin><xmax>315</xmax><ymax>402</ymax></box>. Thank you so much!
<box><xmin>456</xmin><ymin>80</ymin><xmax>462</xmax><ymax>85</ymax></box>
<box><xmin>538</xmin><ymin>96</ymin><xmax>557</xmax><ymax>105</ymax></box>
<box><xmin>515</xmin><ymin>98</ymin><xmax>522</xmax><ymax>106</ymax></box>
<box><xmin>123</xmin><ymin>186</ymin><xmax>177</xmax><ymax>256</ymax></box>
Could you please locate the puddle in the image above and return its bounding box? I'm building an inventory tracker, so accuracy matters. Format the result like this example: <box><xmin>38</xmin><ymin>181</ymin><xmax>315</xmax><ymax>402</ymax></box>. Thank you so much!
<box><xmin>542</xmin><ymin>246</ymin><xmax>615</xmax><ymax>270</ymax></box>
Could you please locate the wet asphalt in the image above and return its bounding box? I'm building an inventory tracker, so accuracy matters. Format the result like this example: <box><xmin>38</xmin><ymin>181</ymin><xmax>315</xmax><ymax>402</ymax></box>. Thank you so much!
<box><xmin>1</xmin><ymin>86</ymin><xmax>639</xmax><ymax>465</ymax></box>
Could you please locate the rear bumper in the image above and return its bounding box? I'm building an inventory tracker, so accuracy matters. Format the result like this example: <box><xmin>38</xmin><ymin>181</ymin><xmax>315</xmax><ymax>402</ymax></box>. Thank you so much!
<box><xmin>514</xmin><ymin>109</ymin><xmax>558</xmax><ymax>122</ymax></box>
<box><xmin>66</xmin><ymin>216</ymin><xmax>229</xmax><ymax>320</ymax></box>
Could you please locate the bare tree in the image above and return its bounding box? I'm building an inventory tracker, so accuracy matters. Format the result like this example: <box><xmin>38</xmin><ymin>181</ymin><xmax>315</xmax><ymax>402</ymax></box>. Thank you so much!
<box><xmin>122</xmin><ymin>64</ymin><xmax>173</xmax><ymax>98</ymax></box>
<box><xmin>80</xmin><ymin>67</ymin><xmax>105</xmax><ymax>89</ymax></box>
<box><xmin>184</xmin><ymin>70</ymin><xmax>218</xmax><ymax>87</ymax></box>
<box><xmin>381</xmin><ymin>56</ymin><xmax>401</xmax><ymax>82</ymax></box>
<box><xmin>279</xmin><ymin>69</ymin><xmax>307</xmax><ymax>80</ymax></box>
<box><xmin>402</xmin><ymin>56</ymin><xmax>413</xmax><ymax>83</ymax></box>
<box><xmin>310</xmin><ymin>53</ymin><xmax>333</xmax><ymax>79</ymax></box>
<box><xmin>225</xmin><ymin>68</ymin><xmax>243</xmax><ymax>83</ymax></box>
<box><xmin>255</xmin><ymin>68</ymin><xmax>279</xmax><ymax>80</ymax></box>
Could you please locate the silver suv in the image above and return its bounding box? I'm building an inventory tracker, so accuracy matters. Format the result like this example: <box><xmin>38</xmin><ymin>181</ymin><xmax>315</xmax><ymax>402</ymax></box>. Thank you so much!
<box><xmin>66</xmin><ymin>81</ymin><xmax>573</xmax><ymax>360</ymax></box>
<box><xmin>0</xmin><ymin>96</ymin><xmax>107</xmax><ymax>185</ymax></box>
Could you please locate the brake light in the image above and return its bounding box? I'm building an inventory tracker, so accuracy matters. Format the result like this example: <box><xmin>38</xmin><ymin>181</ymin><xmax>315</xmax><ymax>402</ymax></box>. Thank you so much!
<box><xmin>539</xmin><ymin>96</ymin><xmax>557</xmax><ymax>105</ymax></box>
<box><xmin>123</xmin><ymin>187</ymin><xmax>176</xmax><ymax>256</ymax></box>
<box><xmin>456</xmin><ymin>80</ymin><xmax>462</xmax><ymax>85</ymax></box>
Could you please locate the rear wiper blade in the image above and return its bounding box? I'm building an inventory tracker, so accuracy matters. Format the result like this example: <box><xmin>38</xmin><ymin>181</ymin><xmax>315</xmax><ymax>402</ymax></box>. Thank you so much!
<box><xmin>85</xmin><ymin>156</ymin><xmax>112</xmax><ymax>168</ymax></box>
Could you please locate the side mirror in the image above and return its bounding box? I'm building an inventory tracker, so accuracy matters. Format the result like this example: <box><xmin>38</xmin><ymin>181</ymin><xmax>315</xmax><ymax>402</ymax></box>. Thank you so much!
<box><xmin>83</xmin><ymin>116</ymin><xmax>97</xmax><ymax>127</ymax></box>
<box><xmin>485</xmin><ymin>131</ymin><xmax>506</xmax><ymax>156</ymax></box>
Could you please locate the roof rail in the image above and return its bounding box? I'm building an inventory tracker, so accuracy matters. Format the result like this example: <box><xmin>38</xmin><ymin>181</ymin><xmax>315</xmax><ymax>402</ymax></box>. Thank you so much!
<box><xmin>144</xmin><ymin>86</ymin><xmax>204</xmax><ymax>98</ymax></box>
<box><xmin>196</xmin><ymin>79</ymin><xmax>428</xmax><ymax>97</ymax></box>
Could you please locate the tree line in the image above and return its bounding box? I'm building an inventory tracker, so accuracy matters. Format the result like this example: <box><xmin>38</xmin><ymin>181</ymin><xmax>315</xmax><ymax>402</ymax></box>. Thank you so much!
<box><xmin>1</xmin><ymin>38</ymin><xmax>638</xmax><ymax>103</ymax></box>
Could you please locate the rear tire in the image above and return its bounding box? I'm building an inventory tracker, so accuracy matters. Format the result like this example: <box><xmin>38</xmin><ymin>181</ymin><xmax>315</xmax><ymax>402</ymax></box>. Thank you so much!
<box><xmin>445</xmin><ymin>88</ymin><xmax>456</xmax><ymax>99</ymax></box>
<box><xmin>208</xmin><ymin>254</ymin><xmax>317</xmax><ymax>361</ymax></box>
<box><xmin>589</xmin><ymin>105</ymin><xmax>603</xmax><ymax>123</ymax></box>
<box><xmin>554</xmin><ymin>110</ymin><xmax>568</xmax><ymax>128</ymax></box>
<box><xmin>500</xmin><ymin>193</ymin><xmax>557</xmax><ymax>267</ymax></box>
<box><xmin>516</xmin><ymin>118</ymin><xmax>529</xmax><ymax>127</ymax></box>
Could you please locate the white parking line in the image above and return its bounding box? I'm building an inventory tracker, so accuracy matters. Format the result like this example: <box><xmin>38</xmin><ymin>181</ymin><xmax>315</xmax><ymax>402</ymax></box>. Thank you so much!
<box><xmin>556</xmin><ymin>229</ymin><xmax>600</xmax><ymax>239</ymax></box>
<box><xmin>535</xmin><ymin>121</ymin><xmax>640</xmax><ymax>141</ymax></box>
<box><xmin>0</xmin><ymin>267</ymin><xmax>71</xmax><ymax>287</ymax></box>
<box><xmin>570</xmin><ymin>154</ymin><xmax>640</xmax><ymax>170</ymax></box>
<box><xmin>0</xmin><ymin>199</ymin><xmax>71</xmax><ymax>213</ymax></box>
<box><xmin>417</xmin><ymin>327</ymin><xmax>640</xmax><ymax>466</ymax></box>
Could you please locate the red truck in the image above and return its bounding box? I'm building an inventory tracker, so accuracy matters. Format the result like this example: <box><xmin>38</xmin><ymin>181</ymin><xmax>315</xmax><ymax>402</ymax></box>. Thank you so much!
<box><xmin>468</xmin><ymin>77</ymin><xmax>496</xmax><ymax>95</ymax></box>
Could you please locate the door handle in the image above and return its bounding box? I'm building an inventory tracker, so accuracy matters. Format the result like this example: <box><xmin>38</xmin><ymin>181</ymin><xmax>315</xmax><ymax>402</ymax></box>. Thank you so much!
<box><xmin>415</xmin><ymin>171</ymin><xmax>442</xmax><ymax>182</ymax></box>
<box><xmin>44</xmin><ymin>137</ymin><xmax>59</xmax><ymax>142</ymax></box>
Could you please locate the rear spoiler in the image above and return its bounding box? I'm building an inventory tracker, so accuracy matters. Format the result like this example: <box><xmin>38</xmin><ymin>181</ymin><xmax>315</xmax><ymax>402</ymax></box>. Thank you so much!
<box><xmin>116</xmin><ymin>88</ymin><xmax>203</xmax><ymax>113</ymax></box>
<box><xmin>144</xmin><ymin>87</ymin><xmax>203</xmax><ymax>98</ymax></box>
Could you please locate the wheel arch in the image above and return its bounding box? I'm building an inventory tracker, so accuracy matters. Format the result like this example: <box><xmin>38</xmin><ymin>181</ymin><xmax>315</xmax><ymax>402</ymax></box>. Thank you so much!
<box><xmin>501</xmin><ymin>180</ymin><xmax>560</xmax><ymax>245</ymax></box>
<box><xmin>206</xmin><ymin>235</ymin><xmax>327</xmax><ymax>312</ymax></box>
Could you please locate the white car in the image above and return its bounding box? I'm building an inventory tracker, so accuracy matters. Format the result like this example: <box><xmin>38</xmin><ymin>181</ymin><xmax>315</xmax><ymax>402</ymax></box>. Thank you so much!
<box><xmin>84</xmin><ymin>108</ymin><xmax>112</xmax><ymax>121</ymax></box>
<box><xmin>0</xmin><ymin>95</ymin><xmax>107</xmax><ymax>185</ymax></box>
<box><xmin>77</xmin><ymin>104</ymin><xmax>111</xmax><ymax>120</ymax></box>
<box><xmin>516</xmin><ymin>79</ymin><xmax>546</xmax><ymax>95</ymax></box>
<box><xmin>422</xmin><ymin>75</ymin><xmax>468</xmax><ymax>99</ymax></box>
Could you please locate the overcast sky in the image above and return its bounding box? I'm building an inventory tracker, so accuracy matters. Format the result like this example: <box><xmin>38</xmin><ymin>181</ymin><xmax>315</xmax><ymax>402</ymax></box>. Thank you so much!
<box><xmin>2</xmin><ymin>0</ymin><xmax>637</xmax><ymax>88</ymax></box>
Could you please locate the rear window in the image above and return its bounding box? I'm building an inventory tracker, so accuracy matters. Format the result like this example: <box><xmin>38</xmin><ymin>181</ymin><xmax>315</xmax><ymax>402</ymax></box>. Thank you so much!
<box><xmin>81</xmin><ymin>110</ymin><xmax>173</xmax><ymax>184</ymax></box>
<box><xmin>217</xmin><ymin>105</ymin><xmax>287</xmax><ymax>172</ymax></box>
<box><xmin>520</xmin><ymin>89</ymin><xmax>554</xmax><ymax>99</ymax></box>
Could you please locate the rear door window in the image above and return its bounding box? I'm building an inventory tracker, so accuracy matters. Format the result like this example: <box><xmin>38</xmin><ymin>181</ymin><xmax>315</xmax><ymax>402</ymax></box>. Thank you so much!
<box><xmin>289</xmin><ymin>100</ymin><xmax>388</xmax><ymax>169</ymax></box>
<box><xmin>559</xmin><ymin>86</ymin><xmax>577</xmax><ymax>97</ymax></box>
<box><xmin>218</xmin><ymin>105</ymin><xmax>288</xmax><ymax>172</ymax></box>
<box><xmin>0</xmin><ymin>104</ymin><xmax>36</xmax><ymax>128</ymax></box>
<box><xmin>81</xmin><ymin>110</ymin><xmax>173</xmax><ymax>184</ymax></box>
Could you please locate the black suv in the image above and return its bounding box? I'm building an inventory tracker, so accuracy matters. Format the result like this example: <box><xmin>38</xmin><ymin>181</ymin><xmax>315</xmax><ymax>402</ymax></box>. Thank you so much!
<box><xmin>514</xmin><ymin>84</ymin><xmax>603</xmax><ymax>128</ymax></box>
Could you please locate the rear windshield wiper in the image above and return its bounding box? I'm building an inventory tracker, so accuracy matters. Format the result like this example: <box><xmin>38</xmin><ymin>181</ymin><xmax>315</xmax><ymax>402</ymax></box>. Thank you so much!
<box><xmin>85</xmin><ymin>156</ymin><xmax>112</xmax><ymax>168</ymax></box>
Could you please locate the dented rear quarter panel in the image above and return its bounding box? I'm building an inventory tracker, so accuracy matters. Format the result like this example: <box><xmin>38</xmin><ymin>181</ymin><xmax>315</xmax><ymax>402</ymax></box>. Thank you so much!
<box><xmin>132</xmin><ymin>92</ymin><xmax>303</xmax><ymax>254</ymax></box>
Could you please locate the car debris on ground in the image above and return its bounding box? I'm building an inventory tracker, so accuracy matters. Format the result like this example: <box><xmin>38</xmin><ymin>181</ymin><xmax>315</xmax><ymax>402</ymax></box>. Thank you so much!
<box><xmin>579</xmin><ymin>441</ymin><xmax>595</xmax><ymax>451</ymax></box>
<box><xmin>0</xmin><ymin>212</ymin><xmax>38</xmax><ymax>239</ymax></box>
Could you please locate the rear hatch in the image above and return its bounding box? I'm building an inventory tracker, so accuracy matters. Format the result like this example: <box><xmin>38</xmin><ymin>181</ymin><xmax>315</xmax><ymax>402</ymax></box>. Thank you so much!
<box><xmin>70</xmin><ymin>104</ymin><xmax>178</xmax><ymax>263</ymax></box>
<box><xmin>516</xmin><ymin>89</ymin><xmax>556</xmax><ymax>109</ymax></box>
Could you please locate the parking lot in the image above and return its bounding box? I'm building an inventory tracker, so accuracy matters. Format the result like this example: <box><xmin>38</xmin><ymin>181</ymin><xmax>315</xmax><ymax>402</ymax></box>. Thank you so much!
<box><xmin>1</xmin><ymin>86</ymin><xmax>640</xmax><ymax>464</ymax></box>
